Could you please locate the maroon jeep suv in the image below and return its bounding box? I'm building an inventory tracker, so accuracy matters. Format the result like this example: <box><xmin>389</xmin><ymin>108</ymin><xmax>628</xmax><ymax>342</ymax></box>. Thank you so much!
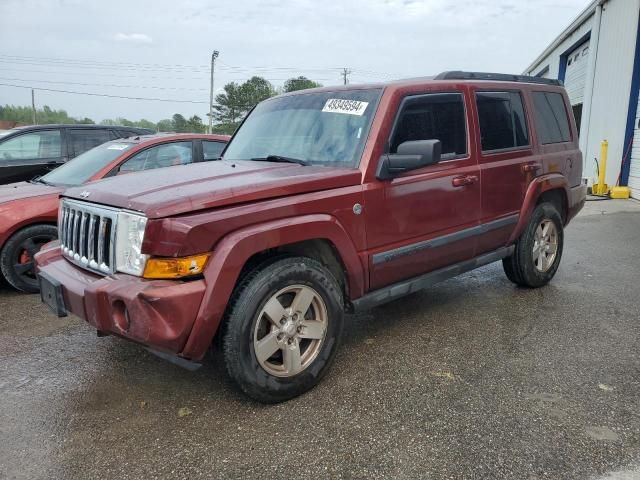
<box><xmin>36</xmin><ymin>71</ymin><xmax>587</xmax><ymax>403</ymax></box>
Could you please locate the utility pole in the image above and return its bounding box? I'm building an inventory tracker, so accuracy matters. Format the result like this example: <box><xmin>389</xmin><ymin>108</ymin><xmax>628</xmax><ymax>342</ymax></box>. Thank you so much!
<box><xmin>208</xmin><ymin>50</ymin><xmax>219</xmax><ymax>134</ymax></box>
<box><xmin>31</xmin><ymin>88</ymin><xmax>36</xmax><ymax>125</ymax></box>
<box><xmin>341</xmin><ymin>68</ymin><xmax>351</xmax><ymax>85</ymax></box>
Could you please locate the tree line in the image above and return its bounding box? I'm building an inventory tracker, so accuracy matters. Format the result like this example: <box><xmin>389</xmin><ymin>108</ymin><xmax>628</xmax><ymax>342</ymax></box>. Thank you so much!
<box><xmin>0</xmin><ymin>76</ymin><xmax>322</xmax><ymax>135</ymax></box>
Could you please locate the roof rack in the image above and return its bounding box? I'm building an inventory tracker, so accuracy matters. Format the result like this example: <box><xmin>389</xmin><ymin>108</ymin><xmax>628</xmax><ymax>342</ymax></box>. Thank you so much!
<box><xmin>434</xmin><ymin>71</ymin><xmax>563</xmax><ymax>86</ymax></box>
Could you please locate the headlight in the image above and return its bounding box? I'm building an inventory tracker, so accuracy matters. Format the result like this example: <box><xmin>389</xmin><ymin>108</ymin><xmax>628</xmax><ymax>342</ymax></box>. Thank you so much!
<box><xmin>115</xmin><ymin>211</ymin><xmax>148</xmax><ymax>276</ymax></box>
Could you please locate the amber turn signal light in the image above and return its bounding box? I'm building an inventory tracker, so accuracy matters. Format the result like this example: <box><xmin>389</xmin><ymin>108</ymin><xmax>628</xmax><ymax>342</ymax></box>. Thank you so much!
<box><xmin>143</xmin><ymin>254</ymin><xmax>210</xmax><ymax>279</ymax></box>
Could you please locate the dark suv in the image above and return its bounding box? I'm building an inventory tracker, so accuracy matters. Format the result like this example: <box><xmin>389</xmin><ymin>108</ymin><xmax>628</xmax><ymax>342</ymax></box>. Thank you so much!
<box><xmin>37</xmin><ymin>72</ymin><xmax>587</xmax><ymax>403</ymax></box>
<box><xmin>0</xmin><ymin>124</ymin><xmax>154</xmax><ymax>185</ymax></box>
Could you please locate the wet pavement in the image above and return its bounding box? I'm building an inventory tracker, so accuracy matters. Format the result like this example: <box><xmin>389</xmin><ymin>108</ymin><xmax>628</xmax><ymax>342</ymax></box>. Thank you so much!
<box><xmin>1</xmin><ymin>201</ymin><xmax>639</xmax><ymax>479</ymax></box>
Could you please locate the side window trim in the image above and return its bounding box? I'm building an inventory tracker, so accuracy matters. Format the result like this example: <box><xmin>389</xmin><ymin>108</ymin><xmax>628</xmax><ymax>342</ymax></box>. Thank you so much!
<box><xmin>386</xmin><ymin>91</ymin><xmax>470</xmax><ymax>162</ymax></box>
<box><xmin>475</xmin><ymin>89</ymin><xmax>532</xmax><ymax>155</ymax></box>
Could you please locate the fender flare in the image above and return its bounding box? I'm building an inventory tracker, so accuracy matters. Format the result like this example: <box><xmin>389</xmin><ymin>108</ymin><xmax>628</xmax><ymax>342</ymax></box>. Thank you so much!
<box><xmin>508</xmin><ymin>173</ymin><xmax>569</xmax><ymax>244</ymax></box>
<box><xmin>181</xmin><ymin>213</ymin><xmax>364</xmax><ymax>360</ymax></box>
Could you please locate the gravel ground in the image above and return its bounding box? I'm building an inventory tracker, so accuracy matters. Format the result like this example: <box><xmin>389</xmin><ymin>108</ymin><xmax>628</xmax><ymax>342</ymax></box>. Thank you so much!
<box><xmin>1</xmin><ymin>200</ymin><xmax>639</xmax><ymax>479</ymax></box>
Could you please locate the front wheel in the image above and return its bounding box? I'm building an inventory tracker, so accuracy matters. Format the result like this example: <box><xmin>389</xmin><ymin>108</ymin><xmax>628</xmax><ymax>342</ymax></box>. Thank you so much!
<box><xmin>502</xmin><ymin>203</ymin><xmax>564</xmax><ymax>288</ymax></box>
<box><xmin>222</xmin><ymin>257</ymin><xmax>344</xmax><ymax>403</ymax></box>
<box><xmin>0</xmin><ymin>224</ymin><xmax>58</xmax><ymax>293</ymax></box>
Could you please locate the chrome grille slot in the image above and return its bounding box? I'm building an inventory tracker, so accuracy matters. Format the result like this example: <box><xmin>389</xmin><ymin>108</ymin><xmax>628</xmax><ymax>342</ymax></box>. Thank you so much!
<box><xmin>59</xmin><ymin>199</ymin><xmax>119</xmax><ymax>275</ymax></box>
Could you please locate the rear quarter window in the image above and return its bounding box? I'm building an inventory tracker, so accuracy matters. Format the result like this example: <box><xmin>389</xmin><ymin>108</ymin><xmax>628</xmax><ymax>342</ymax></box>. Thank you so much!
<box><xmin>531</xmin><ymin>92</ymin><xmax>571</xmax><ymax>144</ymax></box>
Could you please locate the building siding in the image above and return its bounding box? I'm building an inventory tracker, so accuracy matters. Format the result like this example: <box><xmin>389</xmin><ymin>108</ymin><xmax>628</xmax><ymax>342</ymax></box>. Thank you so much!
<box><xmin>583</xmin><ymin>0</ymin><xmax>639</xmax><ymax>187</ymax></box>
<box><xmin>629</xmin><ymin>88</ymin><xmax>640</xmax><ymax>197</ymax></box>
<box><xmin>524</xmin><ymin>0</ymin><xmax>640</xmax><ymax>189</ymax></box>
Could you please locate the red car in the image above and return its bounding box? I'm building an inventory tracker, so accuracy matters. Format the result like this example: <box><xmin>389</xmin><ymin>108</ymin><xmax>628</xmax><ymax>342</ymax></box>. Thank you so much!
<box><xmin>0</xmin><ymin>133</ymin><xmax>229</xmax><ymax>292</ymax></box>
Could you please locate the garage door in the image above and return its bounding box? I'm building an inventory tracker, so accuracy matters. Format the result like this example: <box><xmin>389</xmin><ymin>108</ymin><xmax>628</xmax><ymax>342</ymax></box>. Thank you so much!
<box><xmin>564</xmin><ymin>41</ymin><xmax>590</xmax><ymax>106</ymax></box>
<box><xmin>629</xmin><ymin>88</ymin><xmax>640</xmax><ymax>199</ymax></box>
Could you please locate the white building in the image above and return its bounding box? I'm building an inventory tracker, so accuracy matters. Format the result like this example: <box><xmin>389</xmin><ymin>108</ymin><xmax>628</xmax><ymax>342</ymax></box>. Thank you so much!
<box><xmin>524</xmin><ymin>0</ymin><xmax>640</xmax><ymax>198</ymax></box>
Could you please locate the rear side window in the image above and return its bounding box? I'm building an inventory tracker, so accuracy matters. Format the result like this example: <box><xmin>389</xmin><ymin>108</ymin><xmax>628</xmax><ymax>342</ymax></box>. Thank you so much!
<box><xmin>476</xmin><ymin>91</ymin><xmax>529</xmax><ymax>151</ymax></box>
<box><xmin>532</xmin><ymin>92</ymin><xmax>571</xmax><ymax>144</ymax></box>
<box><xmin>68</xmin><ymin>129</ymin><xmax>111</xmax><ymax>158</ymax></box>
<box><xmin>203</xmin><ymin>141</ymin><xmax>226</xmax><ymax>160</ymax></box>
<box><xmin>390</xmin><ymin>92</ymin><xmax>467</xmax><ymax>159</ymax></box>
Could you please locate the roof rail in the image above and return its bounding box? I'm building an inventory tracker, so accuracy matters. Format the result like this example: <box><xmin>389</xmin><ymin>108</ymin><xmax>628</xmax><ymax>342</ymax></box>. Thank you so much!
<box><xmin>434</xmin><ymin>71</ymin><xmax>563</xmax><ymax>86</ymax></box>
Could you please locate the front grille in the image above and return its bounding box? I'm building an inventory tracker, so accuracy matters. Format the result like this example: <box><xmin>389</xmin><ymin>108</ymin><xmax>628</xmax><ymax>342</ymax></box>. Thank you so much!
<box><xmin>59</xmin><ymin>199</ymin><xmax>118</xmax><ymax>274</ymax></box>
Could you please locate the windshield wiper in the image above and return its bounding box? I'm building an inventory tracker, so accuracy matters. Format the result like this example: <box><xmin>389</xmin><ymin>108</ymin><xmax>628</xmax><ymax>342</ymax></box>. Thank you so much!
<box><xmin>30</xmin><ymin>176</ymin><xmax>52</xmax><ymax>186</ymax></box>
<box><xmin>251</xmin><ymin>155</ymin><xmax>310</xmax><ymax>166</ymax></box>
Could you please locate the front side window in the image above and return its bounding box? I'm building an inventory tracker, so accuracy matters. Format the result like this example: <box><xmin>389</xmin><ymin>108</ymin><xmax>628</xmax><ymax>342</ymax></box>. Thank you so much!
<box><xmin>532</xmin><ymin>92</ymin><xmax>571</xmax><ymax>144</ymax></box>
<box><xmin>203</xmin><ymin>141</ymin><xmax>226</xmax><ymax>160</ymax></box>
<box><xmin>476</xmin><ymin>91</ymin><xmax>529</xmax><ymax>151</ymax></box>
<box><xmin>223</xmin><ymin>89</ymin><xmax>382</xmax><ymax>168</ymax></box>
<box><xmin>390</xmin><ymin>92</ymin><xmax>467</xmax><ymax>159</ymax></box>
<box><xmin>0</xmin><ymin>130</ymin><xmax>61</xmax><ymax>161</ymax></box>
<box><xmin>68</xmin><ymin>129</ymin><xmax>111</xmax><ymax>158</ymax></box>
<box><xmin>118</xmin><ymin>141</ymin><xmax>193</xmax><ymax>173</ymax></box>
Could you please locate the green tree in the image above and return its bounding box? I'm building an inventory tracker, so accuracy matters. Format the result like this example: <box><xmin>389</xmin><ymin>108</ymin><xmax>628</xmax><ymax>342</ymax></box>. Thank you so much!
<box><xmin>156</xmin><ymin>118</ymin><xmax>174</xmax><ymax>132</ymax></box>
<box><xmin>115</xmin><ymin>117</ymin><xmax>135</xmax><ymax>127</ymax></box>
<box><xmin>283</xmin><ymin>76</ymin><xmax>322</xmax><ymax>92</ymax></box>
<box><xmin>0</xmin><ymin>104</ymin><xmax>95</xmax><ymax>124</ymax></box>
<box><xmin>100</xmin><ymin>118</ymin><xmax>117</xmax><ymax>126</ymax></box>
<box><xmin>136</xmin><ymin>119</ymin><xmax>156</xmax><ymax>130</ymax></box>
<box><xmin>172</xmin><ymin>113</ymin><xmax>188</xmax><ymax>133</ymax></box>
<box><xmin>213</xmin><ymin>76</ymin><xmax>276</xmax><ymax>134</ymax></box>
<box><xmin>185</xmin><ymin>115</ymin><xmax>203</xmax><ymax>133</ymax></box>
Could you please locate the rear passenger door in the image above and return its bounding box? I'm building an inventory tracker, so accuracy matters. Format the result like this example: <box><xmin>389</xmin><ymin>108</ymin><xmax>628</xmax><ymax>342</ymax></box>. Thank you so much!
<box><xmin>473</xmin><ymin>90</ymin><xmax>533</xmax><ymax>254</ymax></box>
<box><xmin>366</xmin><ymin>91</ymin><xmax>481</xmax><ymax>290</ymax></box>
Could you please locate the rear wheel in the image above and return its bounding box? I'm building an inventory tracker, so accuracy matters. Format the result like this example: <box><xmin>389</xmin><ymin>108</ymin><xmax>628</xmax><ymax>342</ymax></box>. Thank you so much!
<box><xmin>0</xmin><ymin>225</ymin><xmax>57</xmax><ymax>293</ymax></box>
<box><xmin>221</xmin><ymin>257</ymin><xmax>344</xmax><ymax>403</ymax></box>
<box><xmin>502</xmin><ymin>203</ymin><xmax>563</xmax><ymax>288</ymax></box>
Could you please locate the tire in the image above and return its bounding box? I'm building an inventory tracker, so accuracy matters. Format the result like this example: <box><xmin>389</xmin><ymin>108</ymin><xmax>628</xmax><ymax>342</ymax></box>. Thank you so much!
<box><xmin>222</xmin><ymin>256</ymin><xmax>344</xmax><ymax>403</ymax></box>
<box><xmin>502</xmin><ymin>203</ymin><xmax>564</xmax><ymax>288</ymax></box>
<box><xmin>0</xmin><ymin>224</ymin><xmax>58</xmax><ymax>293</ymax></box>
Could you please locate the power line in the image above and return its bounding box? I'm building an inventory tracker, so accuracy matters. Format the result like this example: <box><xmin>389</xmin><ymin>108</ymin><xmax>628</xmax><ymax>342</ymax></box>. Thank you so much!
<box><xmin>0</xmin><ymin>54</ymin><xmax>397</xmax><ymax>79</ymax></box>
<box><xmin>0</xmin><ymin>83</ymin><xmax>207</xmax><ymax>104</ymax></box>
<box><xmin>0</xmin><ymin>76</ymin><xmax>208</xmax><ymax>91</ymax></box>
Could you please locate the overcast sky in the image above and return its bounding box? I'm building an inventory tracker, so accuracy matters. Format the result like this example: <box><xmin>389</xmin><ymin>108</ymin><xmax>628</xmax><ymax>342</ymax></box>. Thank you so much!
<box><xmin>0</xmin><ymin>0</ymin><xmax>589</xmax><ymax>123</ymax></box>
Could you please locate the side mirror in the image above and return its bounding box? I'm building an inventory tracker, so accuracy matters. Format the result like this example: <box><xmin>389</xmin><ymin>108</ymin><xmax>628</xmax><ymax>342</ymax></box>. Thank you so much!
<box><xmin>376</xmin><ymin>139</ymin><xmax>442</xmax><ymax>180</ymax></box>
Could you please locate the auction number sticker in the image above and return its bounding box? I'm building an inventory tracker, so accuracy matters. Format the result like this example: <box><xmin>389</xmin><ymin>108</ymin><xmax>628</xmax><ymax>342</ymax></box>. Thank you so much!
<box><xmin>322</xmin><ymin>98</ymin><xmax>369</xmax><ymax>116</ymax></box>
<box><xmin>107</xmin><ymin>144</ymin><xmax>130</xmax><ymax>150</ymax></box>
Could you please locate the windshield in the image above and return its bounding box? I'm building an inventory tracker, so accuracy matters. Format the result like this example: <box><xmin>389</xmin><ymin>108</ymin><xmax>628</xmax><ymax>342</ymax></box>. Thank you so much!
<box><xmin>223</xmin><ymin>88</ymin><xmax>382</xmax><ymax>168</ymax></box>
<box><xmin>41</xmin><ymin>141</ymin><xmax>133</xmax><ymax>186</ymax></box>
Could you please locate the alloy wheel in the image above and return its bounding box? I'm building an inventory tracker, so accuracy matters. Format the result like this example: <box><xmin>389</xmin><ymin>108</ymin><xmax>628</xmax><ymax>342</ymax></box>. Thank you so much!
<box><xmin>253</xmin><ymin>284</ymin><xmax>328</xmax><ymax>377</ymax></box>
<box><xmin>532</xmin><ymin>219</ymin><xmax>558</xmax><ymax>272</ymax></box>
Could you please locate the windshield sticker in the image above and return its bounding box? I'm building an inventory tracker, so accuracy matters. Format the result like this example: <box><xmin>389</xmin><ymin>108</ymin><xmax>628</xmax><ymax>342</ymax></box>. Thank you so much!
<box><xmin>322</xmin><ymin>99</ymin><xmax>369</xmax><ymax>116</ymax></box>
<box><xmin>107</xmin><ymin>144</ymin><xmax>130</xmax><ymax>150</ymax></box>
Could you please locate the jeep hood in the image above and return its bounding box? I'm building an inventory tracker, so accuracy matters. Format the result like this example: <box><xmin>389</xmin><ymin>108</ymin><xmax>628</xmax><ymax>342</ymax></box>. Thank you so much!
<box><xmin>63</xmin><ymin>160</ymin><xmax>362</xmax><ymax>218</ymax></box>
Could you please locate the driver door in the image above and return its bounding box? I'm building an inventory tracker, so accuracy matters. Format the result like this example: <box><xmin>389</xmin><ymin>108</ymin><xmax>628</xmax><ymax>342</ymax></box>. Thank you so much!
<box><xmin>365</xmin><ymin>90</ymin><xmax>481</xmax><ymax>290</ymax></box>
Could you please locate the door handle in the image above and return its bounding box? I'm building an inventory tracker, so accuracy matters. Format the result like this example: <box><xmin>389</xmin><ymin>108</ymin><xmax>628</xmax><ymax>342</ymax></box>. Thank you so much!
<box><xmin>522</xmin><ymin>163</ymin><xmax>541</xmax><ymax>173</ymax></box>
<box><xmin>452</xmin><ymin>175</ymin><xmax>478</xmax><ymax>187</ymax></box>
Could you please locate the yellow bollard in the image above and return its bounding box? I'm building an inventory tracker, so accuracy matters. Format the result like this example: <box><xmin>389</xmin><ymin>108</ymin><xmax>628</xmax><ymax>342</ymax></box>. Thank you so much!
<box><xmin>592</xmin><ymin>140</ymin><xmax>609</xmax><ymax>196</ymax></box>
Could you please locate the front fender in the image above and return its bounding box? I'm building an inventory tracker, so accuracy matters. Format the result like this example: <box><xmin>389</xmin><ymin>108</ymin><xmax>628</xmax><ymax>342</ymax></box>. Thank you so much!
<box><xmin>181</xmin><ymin>214</ymin><xmax>364</xmax><ymax>360</ymax></box>
<box><xmin>508</xmin><ymin>174</ymin><xmax>569</xmax><ymax>244</ymax></box>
